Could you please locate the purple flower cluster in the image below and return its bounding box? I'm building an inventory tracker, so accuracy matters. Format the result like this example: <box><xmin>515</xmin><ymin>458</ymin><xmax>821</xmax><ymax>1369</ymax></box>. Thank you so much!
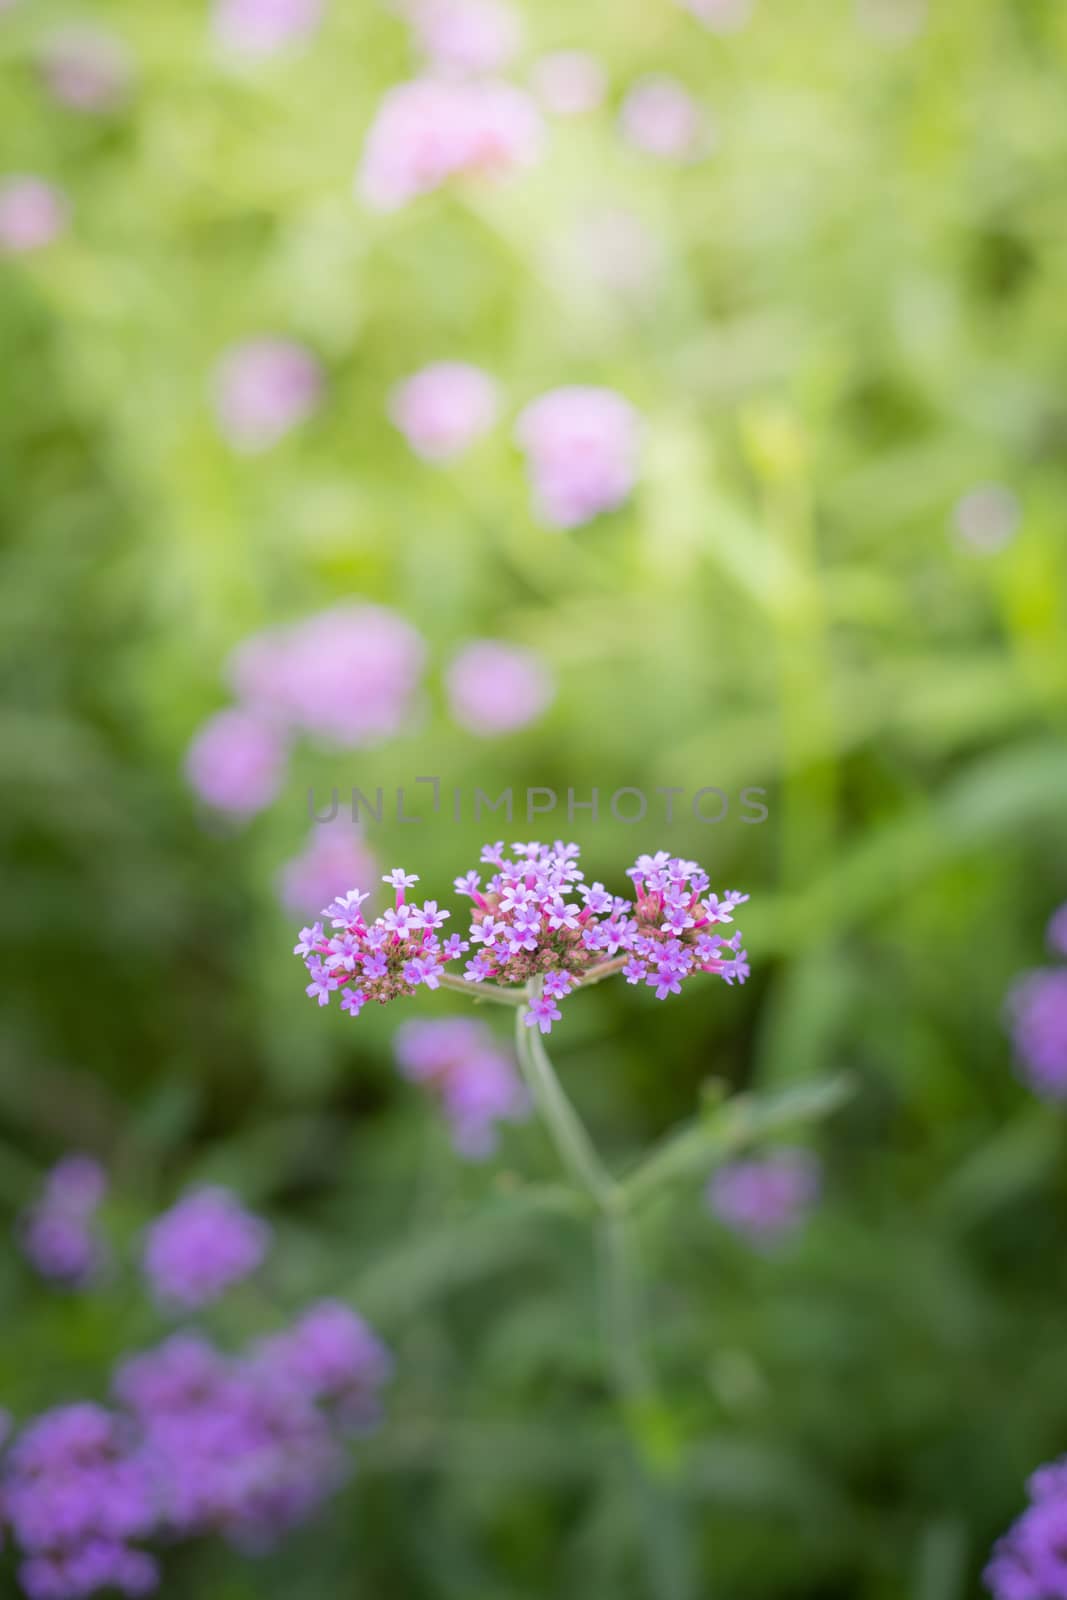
<box><xmin>394</xmin><ymin>1018</ymin><xmax>529</xmax><ymax>1157</ymax></box>
<box><xmin>142</xmin><ymin>1188</ymin><xmax>271</xmax><ymax>1310</ymax></box>
<box><xmin>18</xmin><ymin>1157</ymin><xmax>109</xmax><ymax>1288</ymax></box>
<box><xmin>706</xmin><ymin>1150</ymin><xmax>821</xmax><ymax>1247</ymax></box>
<box><xmin>388</xmin><ymin>361</ymin><xmax>499</xmax><ymax>461</ymax></box>
<box><xmin>279</xmin><ymin>819</ymin><xmax>379</xmax><ymax>917</ymax></box>
<box><xmin>185</xmin><ymin>601</ymin><xmax>426</xmax><ymax>818</ymax></box>
<box><xmin>1005</xmin><ymin>906</ymin><xmax>1067</xmax><ymax>1100</ymax></box>
<box><xmin>515</xmin><ymin>387</ymin><xmax>642</xmax><ymax>529</ymax></box>
<box><xmin>212</xmin><ymin>337</ymin><xmax>323</xmax><ymax>453</ymax></box>
<box><xmin>1</xmin><ymin>1304</ymin><xmax>391</xmax><ymax>1599</ymax></box>
<box><xmin>445</xmin><ymin>639</ymin><xmax>554</xmax><ymax>735</ymax></box>
<box><xmin>296</xmin><ymin>843</ymin><xmax>749</xmax><ymax>1035</ymax></box>
<box><xmin>986</xmin><ymin>1456</ymin><xmax>1067</xmax><ymax>1600</ymax></box>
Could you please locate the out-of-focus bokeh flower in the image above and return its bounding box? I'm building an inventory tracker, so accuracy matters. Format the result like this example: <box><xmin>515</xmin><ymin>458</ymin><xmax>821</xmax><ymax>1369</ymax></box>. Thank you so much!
<box><xmin>515</xmin><ymin>386</ymin><xmax>642</xmax><ymax>529</ymax></box>
<box><xmin>184</xmin><ymin>707</ymin><xmax>289</xmax><ymax>817</ymax></box>
<box><xmin>388</xmin><ymin>361</ymin><xmax>499</xmax><ymax>461</ymax></box>
<box><xmin>445</xmin><ymin>639</ymin><xmax>554</xmax><ymax>735</ymax></box>
<box><xmin>142</xmin><ymin>1187</ymin><xmax>271</xmax><ymax>1309</ymax></box>
<box><xmin>951</xmin><ymin>483</ymin><xmax>1021</xmax><ymax>554</ymax></box>
<box><xmin>986</xmin><ymin>1455</ymin><xmax>1067</xmax><ymax>1600</ymax></box>
<box><xmin>254</xmin><ymin>1300</ymin><xmax>394</xmax><ymax>1424</ymax></box>
<box><xmin>619</xmin><ymin>75</ymin><xmax>713</xmax><ymax>161</ymax></box>
<box><xmin>1006</xmin><ymin>969</ymin><xmax>1067</xmax><ymax>1100</ymax></box>
<box><xmin>706</xmin><ymin>1150</ymin><xmax>821</xmax><ymax>1246</ymax></box>
<box><xmin>530</xmin><ymin>50</ymin><xmax>607</xmax><ymax>117</ymax></box>
<box><xmin>0</xmin><ymin>177</ymin><xmax>68</xmax><ymax>254</ymax></box>
<box><xmin>227</xmin><ymin>602</ymin><xmax>427</xmax><ymax>746</ymax></box>
<box><xmin>2</xmin><ymin>1404</ymin><xmax>158</xmax><ymax>1600</ymax></box>
<box><xmin>279</xmin><ymin>819</ymin><xmax>379</xmax><ymax>916</ymax></box>
<box><xmin>676</xmin><ymin>0</ymin><xmax>754</xmax><ymax>32</ymax></box>
<box><xmin>212</xmin><ymin>338</ymin><xmax>323</xmax><ymax>453</ymax></box>
<box><xmin>38</xmin><ymin>28</ymin><xmax>133</xmax><ymax>113</ymax></box>
<box><xmin>554</xmin><ymin>207</ymin><xmax>664</xmax><ymax>302</ymax></box>
<box><xmin>1047</xmin><ymin>903</ymin><xmax>1067</xmax><ymax>960</ymax></box>
<box><xmin>18</xmin><ymin>1155</ymin><xmax>109</xmax><ymax>1287</ymax></box>
<box><xmin>394</xmin><ymin>1018</ymin><xmax>528</xmax><ymax>1157</ymax></box>
<box><xmin>358</xmin><ymin>77</ymin><xmax>543</xmax><ymax>210</ymax></box>
<box><xmin>405</xmin><ymin>0</ymin><xmax>522</xmax><ymax>75</ymax></box>
<box><xmin>213</xmin><ymin>0</ymin><xmax>324</xmax><ymax>58</ymax></box>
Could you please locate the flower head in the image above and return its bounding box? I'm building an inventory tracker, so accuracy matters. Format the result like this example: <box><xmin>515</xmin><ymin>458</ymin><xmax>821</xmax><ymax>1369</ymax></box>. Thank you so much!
<box><xmin>18</xmin><ymin>1155</ymin><xmax>109</xmax><ymax>1287</ymax></box>
<box><xmin>1006</xmin><ymin>969</ymin><xmax>1067</xmax><ymax>1100</ymax></box>
<box><xmin>515</xmin><ymin>387</ymin><xmax>642</xmax><ymax>529</ymax></box>
<box><xmin>142</xmin><ymin>1188</ymin><xmax>271</xmax><ymax>1310</ymax></box>
<box><xmin>446</xmin><ymin>640</ymin><xmax>554</xmax><ymax>734</ymax></box>
<box><xmin>184</xmin><ymin>708</ymin><xmax>288</xmax><ymax>817</ymax></box>
<box><xmin>388</xmin><ymin>362</ymin><xmax>499</xmax><ymax>461</ymax></box>
<box><xmin>0</xmin><ymin>176</ymin><xmax>69</xmax><ymax>254</ymax></box>
<box><xmin>706</xmin><ymin>1150</ymin><xmax>821</xmax><ymax>1247</ymax></box>
<box><xmin>394</xmin><ymin>1018</ymin><xmax>528</xmax><ymax>1157</ymax></box>
<box><xmin>212</xmin><ymin>338</ymin><xmax>322</xmax><ymax>453</ymax></box>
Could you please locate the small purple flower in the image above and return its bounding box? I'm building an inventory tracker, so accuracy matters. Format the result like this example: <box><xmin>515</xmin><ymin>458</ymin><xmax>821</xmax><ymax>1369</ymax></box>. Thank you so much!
<box><xmin>1048</xmin><ymin>903</ymin><xmax>1067</xmax><ymax>959</ymax></box>
<box><xmin>515</xmin><ymin>387</ymin><xmax>642</xmax><ymax>530</ymax></box>
<box><xmin>213</xmin><ymin>0</ymin><xmax>324</xmax><ymax>57</ymax></box>
<box><xmin>142</xmin><ymin>1188</ymin><xmax>271</xmax><ymax>1310</ymax></box>
<box><xmin>279</xmin><ymin>821</ymin><xmax>378</xmax><ymax>917</ymax></box>
<box><xmin>18</xmin><ymin>1156</ymin><xmax>109</xmax><ymax>1287</ymax></box>
<box><xmin>0</xmin><ymin>176</ymin><xmax>69</xmax><ymax>254</ymax></box>
<box><xmin>254</xmin><ymin>1300</ymin><xmax>393</xmax><ymax>1419</ymax></box>
<box><xmin>394</xmin><ymin>1019</ymin><xmax>528</xmax><ymax>1156</ymax></box>
<box><xmin>389</xmin><ymin>362</ymin><xmax>499</xmax><ymax>461</ymax></box>
<box><xmin>1006</xmin><ymin>969</ymin><xmax>1067</xmax><ymax>1100</ymax></box>
<box><xmin>620</xmin><ymin>76</ymin><xmax>713</xmax><ymax>162</ymax></box>
<box><xmin>184</xmin><ymin>707</ymin><xmax>288</xmax><ymax>818</ymax></box>
<box><xmin>985</xmin><ymin>1458</ymin><xmax>1067</xmax><ymax>1600</ymax></box>
<box><xmin>707</xmin><ymin>1150</ymin><xmax>821</xmax><ymax>1247</ymax></box>
<box><xmin>524</xmin><ymin>995</ymin><xmax>562</xmax><ymax>1035</ymax></box>
<box><xmin>446</xmin><ymin>640</ymin><xmax>554</xmax><ymax>735</ymax></box>
<box><xmin>212</xmin><ymin>338</ymin><xmax>322</xmax><ymax>453</ymax></box>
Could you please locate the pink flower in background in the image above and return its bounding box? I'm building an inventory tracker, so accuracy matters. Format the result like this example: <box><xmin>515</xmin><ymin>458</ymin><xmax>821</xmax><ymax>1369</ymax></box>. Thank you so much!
<box><xmin>388</xmin><ymin>362</ymin><xmax>499</xmax><ymax>461</ymax></box>
<box><xmin>279</xmin><ymin>820</ymin><xmax>379</xmax><ymax>917</ymax></box>
<box><xmin>185</xmin><ymin>708</ymin><xmax>288</xmax><ymax>817</ymax></box>
<box><xmin>446</xmin><ymin>640</ymin><xmax>554</xmax><ymax>735</ymax></box>
<box><xmin>213</xmin><ymin>338</ymin><xmax>322</xmax><ymax>453</ymax></box>
<box><xmin>676</xmin><ymin>0</ymin><xmax>754</xmax><ymax>32</ymax></box>
<box><xmin>358</xmin><ymin>77</ymin><xmax>543</xmax><ymax>210</ymax></box>
<box><xmin>406</xmin><ymin>0</ymin><xmax>522</xmax><ymax>75</ymax></box>
<box><xmin>951</xmin><ymin>483</ymin><xmax>1020</xmax><ymax>554</ymax></box>
<box><xmin>620</xmin><ymin>76</ymin><xmax>713</xmax><ymax>161</ymax></box>
<box><xmin>516</xmin><ymin>386</ymin><xmax>642</xmax><ymax>529</ymax></box>
<box><xmin>18</xmin><ymin>1156</ymin><xmax>109</xmax><ymax>1287</ymax></box>
<box><xmin>213</xmin><ymin>0</ymin><xmax>324</xmax><ymax>57</ymax></box>
<box><xmin>227</xmin><ymin>602</ymin><xmax>426</xmax><ymax>745</ymax></box>
<box><xmin>707</xmin><ymin>1151</ymin><xmax>821</xmax><ymax>1247</ymax></box>
<box><xmin>394</xmin><ymin>1019</ymin><xmax>528</xmax><ymax>1158</ymax></box>
<box><xmin>143</xmin><ymin>1188</ymin><xmax>271</xmax><ymax>1310</ymax></box>
<box><xmin>530</xmin><ymin>51</ymin><xmax>607</xmax><ymax>117</ymax></box>
<box><xmin>39</xmin><ymin>29</ymin><xmax>133</xmax><ymax>112</ymax></box>
<box><xmin>0</xmin><ymin>177</ymin><xmax>68</xmax><ymax>254</ymax></box>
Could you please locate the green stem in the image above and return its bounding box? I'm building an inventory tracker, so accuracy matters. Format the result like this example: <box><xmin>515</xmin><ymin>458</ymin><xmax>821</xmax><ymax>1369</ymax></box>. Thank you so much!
<box><xmin>513</xmin><ymin>1002</ymin><xmax>619</xmax><ymax>1211</ymax></box>
<box><xmin>437</xmin><ymin>971</ymin><xmax>526</xmax><ymax>1007</ymax></box>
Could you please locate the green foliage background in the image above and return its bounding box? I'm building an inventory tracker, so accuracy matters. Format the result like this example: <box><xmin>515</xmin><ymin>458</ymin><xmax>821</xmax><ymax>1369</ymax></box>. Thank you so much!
<box><xmin>2</xmin><ymin>0</ymin><xmax>1067</xmax><ymax>1595</ymax></box>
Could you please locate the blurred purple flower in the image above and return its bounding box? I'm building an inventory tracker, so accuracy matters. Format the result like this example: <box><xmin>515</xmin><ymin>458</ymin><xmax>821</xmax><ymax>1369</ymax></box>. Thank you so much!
<box><xmin>253</xmin><ymin>1300</ymin><xmax>393</xmax><ymax>1425</ymax></box>
<box><xmin>2</xmin><ymin>1404</ymin><xmax>158</xmax><ymax>1600</ymax></box>
<box><xmin>530</xmin><ymin>50</ymin><xmax>607</xmax><ymax>116</ymax></box>
<box><xmin>445</xmin><ymin>639</ymin><xmax>554</xmax><ymax>735</ymax></box>
<box><xmin>515</xmin><ymin>386</ymin><xmax>642</xmax><ymax>529</ymax></box>
<box><xmin>228</xmin><ymin>602</ymin><xmax>426</xmax><ymax>746</ymax></box>
<box><xmin>0</xmin><ymin>177</ymin><xmax>68</xmax><ymax>254</ymax></box>
<box><xmin>1048</xmin><ymin>904</ymin><xmax>1067</xmax><ymax>960</ymax></box>
<box><xmin>184</xmin><ymin>707</ymin><xmax>288</xmax><ymax>817</ymax></box>
<box><xmin>142</xmin><ymin>1188</ymin><xmax>271</xmax><ymax>1310</ymax></box>
<box><xmin>18</xmin><ymin>1156</ymin><xmax>109</xmax><ymax>1288</ymax></box>
<box><xmin>406</xmin><ymin>0</ymin><xmax>521</xmax><ymax>75</ymax></box>
<box><xmin>706</xmin><ymin>1150</ymin><xmax>821</xmax><ymax>1247</ymax></box>
<box><xmin>388</xmin><ymin>361</ymin><xmax>499</xmax><ymax>461</ymax></box>
<box><xmin>620</xmin><ymin>76</ymin><xmax>713</xmax><ymax>161</ymax></box>
<box><xmin>1006</xmin><ymin>969</ymin><xmax>1067</xmax><ymax>1100</ymax></box>
<box><xmin>394</xmin><ymin>1018</ymin><xmax>528</xmax><ymax>1158</ymax></box>
<box><xmin>213</xmin><ymin>0</ymin><xmax>324</xmax><ymax>57</ymax></box>
<box><xmin>676</xmin><ymin>0</ymin><xmax>754</xmax><ymax>31</ymax></box>
<box><xmin>279</xmin><ymin>820</ymin><xmax>379</xmax><ymax>916</ymax></box>
<box><xmin>358</xmin><ymin>76</ymin><xmax>543</xmax><ymax>210</ymax></box>
<box><xmin>39</xmin><ymin>29</ymin><xmax>133</xmax><ymax>112</ymax></box>
<box><xmin>213</xmin><ymin>338</ymin><xmax>322</xmax><ymax>453</ymax></box>
<box><xmin>986</xmin><ymin>1456</ymin><xmax>1067</xmax><ymax>1600</ymax></box>
<box><xmin>951</xmin><ymin>483</ymin><xmax>1021</xmax><ymax>554</ymax></box>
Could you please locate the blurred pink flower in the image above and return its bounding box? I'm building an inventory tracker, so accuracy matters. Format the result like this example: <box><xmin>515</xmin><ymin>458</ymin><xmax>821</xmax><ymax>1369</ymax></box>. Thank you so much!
<box><xmin>707</xmin><ymin>1150</ymin><xmax>821</xmax><ymax>1247</ymax></box>
<box><xmin>530</xmin><ymin>51</ymin><xmax>607</xmax><ymax>117</ymax></box>
<box><xmin>951</xmin><ymin>483</ymin><xmax>1020</xmax><ymax>554</ymax></box>
<box><xmin>515</xmin><ymin>386</ymin><xmax>642</xmax><ymax>529</ymax></box>
<box><xmin>620</xmin><ymin>76</ymin><xmax>713</xmax><ymax>161</ymax></box>
<box><xmin>227</xmin><ymin>602</ymin><xmax>426</xmax><ymax>746</ymax></box>
<box><xmin>213</xmin><ymin>0</ymin><xmax>324</xmax><ymax>57</ymax></box>
<box><xmin>406</xmin><ymin>0</ymin><xmax>521</xmax><ymax>75</ymax></box>
<box><xmin>279</xmin><ymin>820</ymin><xmax>379</xmax><ymax>917</ymax></box>
<box><xmin>676</xmin><ymin>0</ymin><xmax>754</xmax><ymax>32</ymax></box>
<box><xmin>39</xmin><ymin>29</ymin><xmax>133</xmax><ymax>112</ymax></box>
<box><xmin>394</xmin><ymin>1019</ymin><xmax>528</xmax><ymax>1158</ymax></box>
<box><xmin>358</xmin><ymin>77</ymin><xmax>543</xmax><ymax>210</ymax></box>
<box><xmin>446</xmin><ymin>640</ymin><xmax>554</xmax><ymax>735</ymax></box>
<box><xmin>185</xmin><ymin>708</ymin><xmax>289</xmax><ymax>817</ymax></box>
<box><xmin>388</xmin><ymin>362</ymin><xmax>499</xmax><ymax>461</ymax></box>
<box><xmin>0</xmin><ymin>177</ymin><xmax>68</xmax><ymax>254</ymax></box>
<box><xmin>213</xmin><ymin>338</ymin><xmax>322</xmax><ymax>453</ymax></box>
